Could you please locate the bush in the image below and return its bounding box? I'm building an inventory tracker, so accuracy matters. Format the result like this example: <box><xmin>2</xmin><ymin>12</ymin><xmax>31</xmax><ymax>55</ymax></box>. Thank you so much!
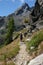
<box><xmin>24</xmin><ymin>18</ymin><xmax>29</xmax><ymax>23</ymax></box>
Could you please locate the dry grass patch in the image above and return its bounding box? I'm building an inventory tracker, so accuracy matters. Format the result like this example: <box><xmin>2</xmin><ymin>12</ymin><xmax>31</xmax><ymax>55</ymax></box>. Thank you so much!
<box><xmin>0</xmin><ymin>38</ymin><xmax>20</xmax><ymax>61</ymax></box>
<box><xmin>26</xmin><ymin>30</ymin><xmax>43</xmax><ymax>59</ymax></box>
<box><xmin>0</xmin><ymin>61</ymin><xmax>15</xmax><ymax>65</ymax></box>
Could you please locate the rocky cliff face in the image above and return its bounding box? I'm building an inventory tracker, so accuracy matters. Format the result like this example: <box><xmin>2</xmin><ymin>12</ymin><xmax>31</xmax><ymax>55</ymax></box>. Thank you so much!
<box><xmin>30</xmin><ymin>0</ymin><xmax>43</xmax><ymax>29</ymax></box>
<box><xmin>0</xmin><ymin>0</ymin><xmax>43</xmax><ymax>31</ymax></box>
<box><xmin>8</xmin><ymin>3</ymin><xmax>31</xmax><ymax>30</ymax></box>
<box><xmin>31</xmin><ymin>0</ymin><xmax>43</xmax><ymax>21</ymax></box>
<box><xmin>0</xmin><ymin>3</ymin><xmax>31</xmax><ymax>31</ymax></box>
<box><xmin>15</xmin><ymin>3</ymin><xmax>30</xmax><ymax>15</ymax></box>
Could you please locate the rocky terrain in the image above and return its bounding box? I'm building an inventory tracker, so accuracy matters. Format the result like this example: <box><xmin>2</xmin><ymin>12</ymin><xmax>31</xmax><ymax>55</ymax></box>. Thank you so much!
<box><xmin>0</xmin><ymin>0</ymin><xmax>43</xmax><ymax>44</ymax></box>
<box><xmin>28</xmin><ymin>54</ymin><xmax>43</xmax><ymax>65</ymax></box>
<box><xmin>31</xmin><ymin>0</ymin><xmax>43</xmax><ymax>29</ymax></box>
<box><xmin>0</xmin><ymin>3</ymin><xmax>31</xmax><ymax>44</ymax></box>
<box><xmin>0</xmin><ymin>3</ymin><xmax>31</xmax><ymax>31</ymax></box>
<box><xmin>0</xmin><ymin>0</ymin><xmax>43</xmax><ymax>65</ymax></box>
<box><xmin>0</xmin><ymin>0</ymin><xmax>43</xmax><ymax>30</ymax></box>
<box><xmin>14</xmin><ymin>42</ymin><xmax>29</xmax><ymax>65</ymax></box>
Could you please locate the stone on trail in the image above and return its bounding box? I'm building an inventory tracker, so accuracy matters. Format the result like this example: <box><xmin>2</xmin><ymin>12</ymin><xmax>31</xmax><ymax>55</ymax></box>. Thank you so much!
<box><xmin>26</xmin><ymin>38</ymin><xmax>31</xmax><ymax>42</ymax></box>
<box><xmin>23</xmin><ymin>61</ymin><xmax>27</xmax><ymax>65</ymax></box>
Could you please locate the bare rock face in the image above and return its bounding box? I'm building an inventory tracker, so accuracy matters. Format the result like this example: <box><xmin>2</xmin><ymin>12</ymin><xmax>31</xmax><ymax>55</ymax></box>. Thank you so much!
<box><xmin>0</xmin><ymin>3</ymin><xmax>31</xmax><ymax>31</ymax></box>
<box><xmin>7</xmin><ymin>3</ymin><xmax>31</xmax><ymax>30</ymax></box>
<box><xmin>15</xmin><ymin>3</ymin><xmax>30</xmax><ymax>15</ymax></box>
<box><xmin>0</xmin><ymin>18</ymin><xmax>4</xmax><ymax>27</ymax></box>
<box><xmin>0</xmin><ymin>0</ymin><xmax>43</xmax><ymax>30</ymax></box>
<box><xmin>28</xmin><ymin>54</ymin><xmax>43</xmax><ymax>65</ymax></box>
<box><xmin>38</xmin><ymin>0</ymin><xmax>43</xmax><ymax>17</ymax></box>
<box><xmin>31</xmin><ymin>0</ymin><xmax>43</xmax><ymax>22</ymax></box>
<box><xmin>30</xmin><ymin>0</ymin><xmax>43</xmax><ymax>30</ymax></box>
<box><xmin>38</xmin><ymin>0</ymin><xmax>43</xmax><ymax>7</ymax></box>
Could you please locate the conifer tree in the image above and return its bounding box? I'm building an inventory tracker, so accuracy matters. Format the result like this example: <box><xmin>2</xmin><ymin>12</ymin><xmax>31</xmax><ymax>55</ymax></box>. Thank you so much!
<box><xmin>5</xmin><ymin>17</ymin><xmax>14</xmax><ymax>45</ymax></box>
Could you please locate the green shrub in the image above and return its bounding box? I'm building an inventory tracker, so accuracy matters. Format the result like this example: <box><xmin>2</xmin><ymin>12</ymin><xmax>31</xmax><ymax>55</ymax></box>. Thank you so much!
<box><xmin>27</xmin><ymin>30</ymin><xmax>43</xmax><ymax>51</ymax></box>
<box><xmin>24</xmin><ymin>18</ymin><xmax>29</xmax><ymax>23</ymax></box>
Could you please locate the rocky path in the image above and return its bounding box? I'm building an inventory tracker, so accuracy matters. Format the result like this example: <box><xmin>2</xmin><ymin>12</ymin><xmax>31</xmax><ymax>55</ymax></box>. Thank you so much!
<box><xmin>13</xmin><ymin>42</ymin><xmax>30</xmax><ymax>65</ymax></box>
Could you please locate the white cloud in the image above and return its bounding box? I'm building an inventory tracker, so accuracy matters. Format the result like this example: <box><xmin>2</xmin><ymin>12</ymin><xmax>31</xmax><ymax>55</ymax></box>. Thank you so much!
<box><xmin>19</xmin><ymin>0</ymin><xmax>25</xmax><ymax>3</ymax></box>
<box><xmin>0</xmin><ymin>0</ymin><xmax>25</xmax><ymax>3</ymax></box>
<box><xmin>11</xmin><ymin>0</ymin><xmax>15</xmax><ymax>2</ymax></box>
<box><xmin>6</xmin><ymin>0</ymin><xmax>15</xmax><ymax>2</ymax></box>
<box><xmin>0</xmin><ymin>0</ymin><xmax>15</xmax><ymax>2</ymax></box>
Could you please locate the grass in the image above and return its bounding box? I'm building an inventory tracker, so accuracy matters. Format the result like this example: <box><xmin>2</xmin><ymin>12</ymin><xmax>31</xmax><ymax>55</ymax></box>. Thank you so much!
<box><xmin>13</xmin><ymin>32</ymin><xmax>20</xmax><ymax>40</ymax></box>
<box><xmin>37</xmin><ymin>41</ymin><xmax>43</xmax><ymax>55</ymax></box>
<box><xmin>20</xmin><ymin>28</ymin><xmax>28</xmax><ymax>33</ymax></box>
<box><xmin>0</xmin><ymin>61</ymin><xmax>15</xmax><ymax>65</ymax></box>
<box><xmin>0</xmin><ymin>28</ymin><xmax>27</xmax><ymax>61</ymax></box>
<box><xmin>0</xmin><ymin>38</ymin><xmax>20</xmax><ymax>61</ymax></box>
<box><xmin>27</xmin><ymin>30</ymin><xmax>43</xmax><ymax>52</ymax></box>
<box><xmin>0</xmin><ymin>27</ymin><xmax>28</xmax><ymax>65</ymax></box>
<box><xmin>7</xmin><ymin>61</ymin><xmax>15</xmax><ymax>65</ymax></box>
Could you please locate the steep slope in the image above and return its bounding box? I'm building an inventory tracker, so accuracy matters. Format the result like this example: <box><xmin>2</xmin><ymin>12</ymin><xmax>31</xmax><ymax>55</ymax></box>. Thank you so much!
<box><xmin>0</xmin><ymin>3</ymin><xmax>31</xmax><ymax>31</ymax></box>
<box><xmin>0</xmin><ymin>0</ymin><xmax>43</xmax><ymax>44</ymax></box>
<box><xmin>0</xmin><ymin>2</ymin><xmax>31</xmax><ymax>44</ymax></box>
<box><xmin>31</xmin><ymin>0</ymin><xmax>43</xmax><ymax>29</ymax></box>
<box><xmin>14</xmin><ymin>3</ymin><xmax>30</xmax><ymax>15</ymax></box>
<box><xmin>0</xmin><ymin>0</ymin><xmax>43</xmax><ymax>31</ymax></box>
<box><xmin>8</xmin><ymin>3</ymin><xmax>31</xmax><ymax>30</ymax></box>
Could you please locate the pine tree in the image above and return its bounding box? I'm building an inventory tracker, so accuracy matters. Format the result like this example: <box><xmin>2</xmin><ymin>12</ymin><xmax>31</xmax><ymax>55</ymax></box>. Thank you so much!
<box><xmin>5</xmin><ymin>17</ymin><xmax>14</xmax><ymax>45</ymax></box>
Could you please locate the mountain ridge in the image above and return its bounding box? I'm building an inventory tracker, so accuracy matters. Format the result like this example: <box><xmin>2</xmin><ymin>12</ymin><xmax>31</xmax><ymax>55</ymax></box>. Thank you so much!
<box><xmin>0</xmin><ymin>0</ymin><xmax>43</xmax><ymax>46</ymax></box>
<box><xmin>0</xmin><ymin>0</ymin><xmax>43</xmax><ymax>31</ymax></box>
<box><xmin>0</xmin><ymin>2</ymin><xmax>31</xmax><ymax>31</ymax></box>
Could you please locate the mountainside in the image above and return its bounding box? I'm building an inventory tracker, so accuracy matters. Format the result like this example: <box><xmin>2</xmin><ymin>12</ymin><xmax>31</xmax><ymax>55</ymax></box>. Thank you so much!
<box><xmin>0</xmin><ymin>0</ymin><xmax>43</xmax><ymax>31</ymax></box>
<box><xmin>0</xmin><ymin>1</ymin><xmax>43</xmax><ymax>65</ymax></box>
<box><xmin>0</xmin><ymin>3</ymin><xmax>31</xmax><ymax>31</ymax></box>
<box><xmin>0</xmin><ymin>0</ymin><xmax>43</xmax><ymax>44</ymax></box>
<box><xmin>0</xmin><ymin>3</ymin><xmax>31</xmax><ymax>44</ymax></box>
<box><xmin>31</xmin><ymin>0</ymin><xmax>43</xmax><ymax>29</ymax></box>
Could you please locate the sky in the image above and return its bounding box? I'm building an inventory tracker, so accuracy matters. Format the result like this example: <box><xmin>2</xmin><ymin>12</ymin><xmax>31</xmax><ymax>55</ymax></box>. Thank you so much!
<box><xmin>0</xmin><ymin>0</ymin><xmax>36</xmax><ymax>16</ymax></box>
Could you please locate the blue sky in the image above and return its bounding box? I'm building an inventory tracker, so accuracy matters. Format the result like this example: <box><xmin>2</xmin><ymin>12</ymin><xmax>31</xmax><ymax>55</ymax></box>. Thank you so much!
<box><xmin>0</xmin><ymin>0</ymin><xmax>36</xmax><ymax>16</ymax></box>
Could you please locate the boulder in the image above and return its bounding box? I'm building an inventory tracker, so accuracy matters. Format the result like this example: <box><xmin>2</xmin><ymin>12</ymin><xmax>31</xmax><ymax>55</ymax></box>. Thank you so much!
<box><xmin>28</xmin><ymin>54</ymin><xmax>43</xmax><ymax>65</ymax></box>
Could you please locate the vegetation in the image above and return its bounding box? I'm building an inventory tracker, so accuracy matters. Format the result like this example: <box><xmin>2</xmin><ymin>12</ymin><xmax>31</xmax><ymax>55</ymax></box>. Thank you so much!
<box><xmin>5</xmin><ymin>17</ymin><xmax>14</xmax><ymax>45</ymax></box>
<box><xmin>0</xmin><ymin>61</ymin><xmax>15</xmax><ymax>65</ymax></box>
<box><xmin>27</xmin><ymin>30</ymin><xmax>43</xmax><ymax>52</ymax></box>
<box><xmin>24</xmin><ymin>18</ymin><xmax>29</xmax><ymax>23</ymax></box>
<box><xmin>0</xmin><ymin>27</ymin><xmax>28</xmax><ymax>61</ymax></box>
<box><xmin>7</xmin><ymin>61</ymin><xmax>15</xmax><ymax>65</ymax></box>
<box><xmin>13</xmin><ymin>32</ymin><xmax>20</xmax><ymax>40</ymax></box>
<box><xmin>0</xmin><ymin>38</ymin><xmax>20</xmax><ymax>61</ymax></box>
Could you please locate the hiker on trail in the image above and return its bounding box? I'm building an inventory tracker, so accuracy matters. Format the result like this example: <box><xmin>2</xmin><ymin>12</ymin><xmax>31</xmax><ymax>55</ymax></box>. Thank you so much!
<box><xmin>24</xmin><ymin>32</ymin><xmax>27</xmax><ymax>37</ymax></box>
<box><xmin>20</xmin><ymin>32</ymin><xmax>23</xmax><ymax>42</ymax></box>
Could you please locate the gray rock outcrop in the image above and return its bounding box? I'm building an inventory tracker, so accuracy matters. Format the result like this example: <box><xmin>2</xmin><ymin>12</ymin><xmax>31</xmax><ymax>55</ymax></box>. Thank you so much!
<box><xmin>28</xmin><ymin>54</ymin><xmax>43</xmax><ymax>65</ymax></box>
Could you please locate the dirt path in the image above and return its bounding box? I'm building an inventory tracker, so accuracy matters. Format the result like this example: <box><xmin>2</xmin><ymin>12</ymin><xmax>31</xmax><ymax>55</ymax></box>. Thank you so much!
<box><xmin>13</xmin><ymin>42</ymin><xmax>30</xmax><ymax>65</ymax></box>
